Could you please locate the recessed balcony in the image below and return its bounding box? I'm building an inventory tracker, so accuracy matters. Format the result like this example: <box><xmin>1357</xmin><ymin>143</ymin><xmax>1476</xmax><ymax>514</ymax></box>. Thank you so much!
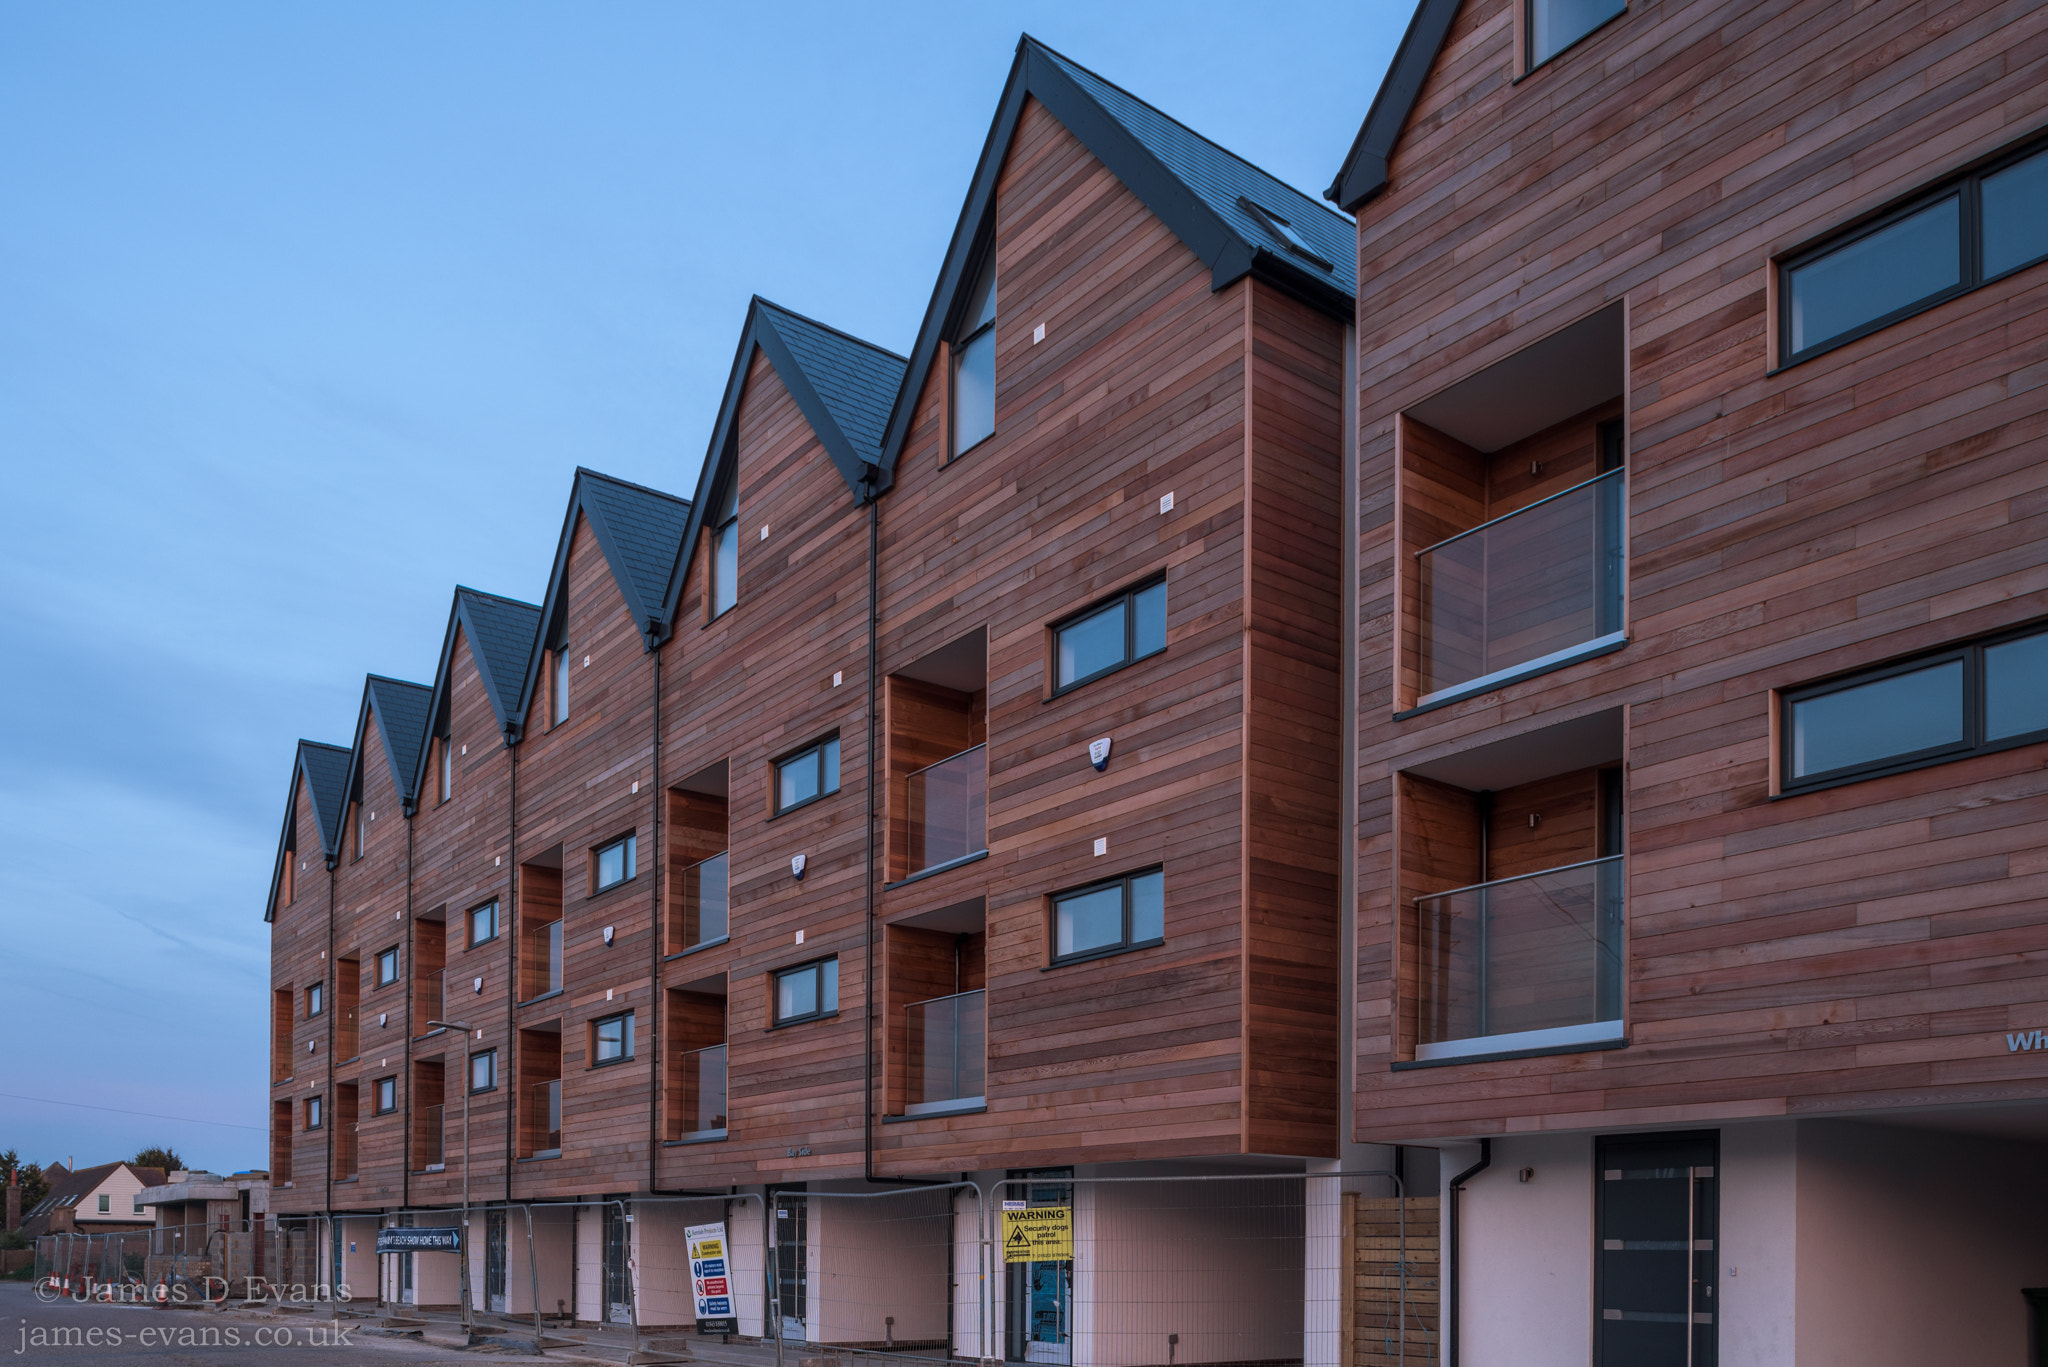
<box><xmin>904</xmin><ymin>989</ymin><xmax>986</xmax><ymax>1116</ymax></box>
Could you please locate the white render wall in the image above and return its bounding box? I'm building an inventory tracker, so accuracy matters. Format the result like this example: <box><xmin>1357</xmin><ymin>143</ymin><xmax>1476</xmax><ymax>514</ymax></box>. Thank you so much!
<box><xmin>1449</xmin><ymin>1133</ymin><xmax>1594</xmax><ymax>1367</ymax></box>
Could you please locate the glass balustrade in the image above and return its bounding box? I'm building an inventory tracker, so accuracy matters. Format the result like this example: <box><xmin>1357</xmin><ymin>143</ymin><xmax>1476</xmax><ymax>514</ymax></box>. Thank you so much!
<box><xmin>545</xmin><ymin>921</ymin><xmax>563</xmax><ymax>996</ymax></box>
<box><xmin>907</xmin><ymin>745</ymin><xmax>987</xmax><ymax>874</ymax></box>
<box><xmin>531</xmin><ymin>1081</ymin><xmax>562</xmax><ymax>1154</ymax></box>
<box><xmin>335</xmin><ymin>1124</ymin><xmax>358</xmax><ymax>1180</ymax></box>
<box><xmin>419</xmin><ymin>1105</ymin><xmax>445</xmax><ymax>1169</ymax></box>
<box><xmin>1416</xmin><ymin>469</ymin><xmax>1624</xmax><ymax>701</ymax></box>
<box><xmin>904</xmin><ymin>989</ymin><xmax>986</xmax><ymax>1114</ymax></box>
<box><xmin>679</xmin><ymin>853</ymin><xmax>729</xmax><ymax>948</ymax></box>
<box><xmin>1414</xmin><ymin>855</ymin><xmax>1624</xmax><ymax>1061</ymax></box>
<box><xmin>680</xmin><ymin>1044</ymin><xmax>728</xmax><ymax>1138</ymax></box>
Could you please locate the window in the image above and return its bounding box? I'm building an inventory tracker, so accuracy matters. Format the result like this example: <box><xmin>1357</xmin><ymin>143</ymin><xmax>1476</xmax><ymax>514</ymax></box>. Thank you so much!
<box><xmin>374</xmin><ymin>1077</ymin><xmax>397</xmax><ymax>1114</ymax></box>
<box><xmin>592</xmin><ymin>1012</ymin><xmax>635</xmax><ymax>1065</ymax></box>
<box><xmin>1782</xmin><ymin>136</ymin><xmax>2048</xmax><ymax>363</ymax></box>
<box><xmin>354</xmin><ymin>804</ymin><xmax>367</xmax><ymax>860</ymax></box>
<box><xmin>1053</xmin><ymin>579</ymin><xmax>1166</xmax><ymax>692</ymax></box>
<box><xmin>438</xmin><ymin>736</ymin><xmax>452</xmax><ymax>803</ymax></box>
<box><xmin>376</xmin><ymin>947</ymin><xmax>400</xmax><ymax>987</ymax></box>
<box><xmin>1240</xmin><ymin>199</ymin><xmax>1332</xmax><ymax>269</ymax></box>
<box><xmin>1528</xmin><ymin>0</ymin><xmax>1624</xmax><ymax>67</ymax></box>
<box><xmin>710</xmin><ymin>478</ymin><xmax>738</xmax><ymax>617</ymax></box>
<box><xmin>306</xmin><ymin>1096</ymin><xmax>324</xmax><ymax>1130</ymax></box>
<box><xmin>552</xmin><ymin>650</ymin><xmax>570</xmax><ymax>726</ymax></box>
<box><xmin>1053</xmin><ymin>867</ymin><xmax>1165</xmax><ymax>964</ymax></box>
<box><xmin>470</xmin><ymin>1049</ymin><xmax>497</xmax><ymax>1093</ymax></box>
<box><xmin>307</xmin><ymin>982</ymin><xmax>324</xmax><ymax>1017</ymax></box>
<box><xmin>1781</xmin><ymin>623</ymin><xmax>2048</xmax><ymax>793</ymax></box>
<box><xmin>594</xmin><ymin>835</ymin><xmax>637</xmax><ymax>892</ymax></box>
<box><xmin>951</xmin><ymin>250</ymin><xmax>996</xmax><ymax>457</ymax></box>
<box><xmin>774</xmin><ymin>959</ymin><xmax>839</xmax><ymax>1025</ymax></box>
<box><xmin>469</xmin><ymin>900</ymin><xmax>499</xmax><ymax>947</ymax></box>
<box><xmin>776</xmin><ymin>736</ymin><xmax>841</xmax><ymax>814</ymax></box>
<box><xmin>133</xmin><ymin>1195</ymin><xmax>144</xmax><ymax>1214</ymax></box>
<box><xmin>98</xmin><ymin>1194</ymin><xmax>110</xmax><ymax>1213</ymax></box>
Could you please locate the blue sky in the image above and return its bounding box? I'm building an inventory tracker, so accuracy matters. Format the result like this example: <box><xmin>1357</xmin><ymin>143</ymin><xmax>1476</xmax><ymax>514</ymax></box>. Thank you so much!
<box><xmin>0</xmin><ymin>1</ymin><xmax>1404</xmax><ymax>1173</ymax></box>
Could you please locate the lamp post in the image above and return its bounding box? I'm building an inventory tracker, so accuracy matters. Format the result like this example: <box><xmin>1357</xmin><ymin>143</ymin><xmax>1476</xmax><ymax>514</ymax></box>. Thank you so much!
<box><xmin>427</xmin><ymin>1020</ymin><xmax>473</xmax><ymax>1336</ymax></box>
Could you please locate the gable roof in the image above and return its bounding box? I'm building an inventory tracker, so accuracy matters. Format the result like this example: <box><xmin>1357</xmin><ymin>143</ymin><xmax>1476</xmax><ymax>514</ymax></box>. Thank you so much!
<box><xmin>1326</xmin><ymin>0</ymin><xmax>1462</xmax><ymax>211</ymax></box>
<box><xmin>877</xmin><ymin>34</ymin><xmax>1355</xmax><ymax>474</ymax></box>
<box><xmin>20</xmin><ymin>1162</ymin><xmax>166</xmax><ymax>1237</ymax></box>
<box><xmin>418</xmin><ymin>586</ymin><xmax>542</xmax><ymax>766</ymax></box>
<box><xmin>523</xmin><ymin>469</ymin><xmax>691</xmax><ymax>712</ymax></box>
<box><xmin>264</xmin><ymin>740</ymin><xmax>350</xmax><ymax>919</ymax></box>
<box><xmin>662</xmin><ymin>297</ymin><xmax>907</xmax><ymax>627</ymax></box>
<box><xmin>341</xmin><ymin>675</ymin><xmax>433</xmax><ymax>816</ymax></box>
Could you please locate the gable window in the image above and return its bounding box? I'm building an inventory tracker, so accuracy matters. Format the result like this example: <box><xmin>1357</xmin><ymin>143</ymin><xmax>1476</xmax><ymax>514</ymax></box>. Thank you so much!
<box><xmin>374</xmin><ymin>1077</ymin><xmax>397</xmax><ymax>1114</ymax></box>
<box><xmin>470</xmin><ymin>1048</ymin><xmax>497</xmax><ymax>1093</ymax></box>
<box><xmin>306</xmin><ymin>1096</ymin><xmax>324</xmax><ymax>1131</ymax></box>
<box><xmin>1529</xmin><ymin>0</ymin><xmax>1624</xmax><ymax>67</ymax></box>
<box><xmin>354</xmin><ymin>804</ymin><xmax>367</xmax><ymax>860</ymax></box>
<box><xmin>1240</xmin><ymin>199</ymin><xmax>1333</xmax><ymax>270</ymax></box>
<box><xmin>774</xmin><ymin>958</ymin><xmax>839</xmax><ymax>1026</ymax></box>
<box><xmin>1780</xmin><ymin>622</ymin><xmax>2048</xmax><ymax>794</ymax></box>
<box><xmin>552</xmin><ymin>649</ymin><xmax>570</xmax><ymax>726</ymax></box>
<box><xmin>951</xmin><ymin>250</ymin><xmax>996</xmax><ymax>457</ymax></box>
<box><xmin>307</xmin><ymin>983</ymin><xmax>324</xmax><ymax>1018</ymax></box>
<box><xmin>98</xmin><ymin>1194</ymin><xmax>110</xmax><ymax>1213</ymax></box>
<box><xmin>592</xmin><ymin>1012</ymin><xmax>635</xmax><ymax>1065</ymax></box>
<box><xmin>1781</xmin><ymin>135</ymin><xmax>2048</xmax><ymax>364</ymax></box>
<box><xmin>438</xmin><ymin>736</ymin><xmax>453</xmax><ymax>803</ymax></box>
<box><xmin>469</xmin><ymin>900</ymin><xmax>499</xmax><ymax>947</ymax></box>
<box><xmin>1053</xmin><ymin>578</ymin><xmax>1167</xmax><ymax>692</ymax></box>
<box><xmin>775</xmin><ymin>736</ymin><xmax>841</xmax><ymax>814</ymax></box>
<box><xmin>594</xmin><ymin>835</ymin><xmax>637</xmax><ymax>892</ymax></box>
<box><xmin>376</xmin><ymin>946</ymin><xmax>400</xmax><ymax>988</ymax></box>
<box><xmin>1052</xmin><ymin>867</ymin><xmax>1165</xmax><ymax>964</ymax></box>
<box><xmin>710</xmin><ymin>479</ymin><xmax>739</xmax><ymax>618</ymax></box>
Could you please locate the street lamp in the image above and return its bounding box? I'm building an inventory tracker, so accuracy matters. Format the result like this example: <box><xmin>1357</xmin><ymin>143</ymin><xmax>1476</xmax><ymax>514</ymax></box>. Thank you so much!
<box><xmin>427</xmin><ymin>1020</ymin><xmax>474</xmax><ymax>1336</ymax></box>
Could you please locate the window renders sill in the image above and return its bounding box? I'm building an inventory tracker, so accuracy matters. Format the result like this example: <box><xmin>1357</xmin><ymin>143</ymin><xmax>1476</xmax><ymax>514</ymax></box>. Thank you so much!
<box><xmin>518</xmin><ymin>1150</ymin><xmax>561</xmax><ymax>1163</ymax></box>
<box><xmin>885</xmin><ymin>849</ymin><xmax>990</xmax><ymax>891</ymax></box>
<box><xmin>518</xmin><ymin>989</ymin><xmax>565</xmax><ymax>1007</ymax></box>
<box><xmin>765</xmin><ymin>1010</ymin><xmax>840</xmax><ymax>1033</ymax></box>
<box><xmin>665</xmin><ymin>936</ymin><xmax>730</xmax><ymax>962</ymax></box>
<box><xmin>886</xmin><ymin>1099</ymin><xmax>987</xmax><ymax>1122</ymax></box>
<box><xmin>1044</xmin><ymin>937</ymin><xmax>1165</xmax><ymax>971</ymax></box>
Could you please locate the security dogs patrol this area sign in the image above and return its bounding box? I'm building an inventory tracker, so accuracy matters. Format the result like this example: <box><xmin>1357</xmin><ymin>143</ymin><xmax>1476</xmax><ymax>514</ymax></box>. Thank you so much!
<box><xmin>375</xmin><ymin>1227</ymin><xmax>461</xmax><ymax>1254</ymax></box>
<box><xmin>1001</xmin><ymin>1202</ymin><xmax>1073</xmax><ymax>1263</ymax></box>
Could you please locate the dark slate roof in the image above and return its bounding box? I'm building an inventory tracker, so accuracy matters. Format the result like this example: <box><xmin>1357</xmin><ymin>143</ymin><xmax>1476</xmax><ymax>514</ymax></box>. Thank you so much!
<box><xmin>456</xmin><ymin>587</ymin><xmax>543</xmax><ymax>730</ymax></box>
<box><xmin>757</xmin><ymin>300</ymin><xmax>908</xmax><ymax>463</ymax></box>
<box><xmin>878</xmin><ymin>35</ymin><xmax>1355</xmax><ymax>472</ymax></box>
<box><xmin>349</xmin><ymin>676</ymin><xmax>433</xmax><ymax>811</ymax></box>
<box><xmin>1326</xmin><ymin>0</ymin><xmax>1461</xmax><ymax>211</ymax></box>
<box><xmin>298</xmin><ymin>741</ymin><xmax>352</xmax><ymax>857</ymax></box>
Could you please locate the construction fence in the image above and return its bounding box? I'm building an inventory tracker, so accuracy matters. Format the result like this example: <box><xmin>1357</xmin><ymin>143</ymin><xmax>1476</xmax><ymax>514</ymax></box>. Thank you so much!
<box><xmin>31</xmin><ymin>1173</ymin><xmax>1438</xmax><ymax>1366</ymax></box>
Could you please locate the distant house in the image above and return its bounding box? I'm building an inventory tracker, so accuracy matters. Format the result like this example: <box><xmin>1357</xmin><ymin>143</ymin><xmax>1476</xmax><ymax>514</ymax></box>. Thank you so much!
<box><xmin>18</xmin><ymin>1162</ymin><xmax>167</xmax><ymax>1238</ymax></box>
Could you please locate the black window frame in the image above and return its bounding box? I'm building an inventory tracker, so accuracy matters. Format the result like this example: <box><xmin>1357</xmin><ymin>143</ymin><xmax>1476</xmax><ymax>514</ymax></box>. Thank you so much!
<box><xmin>948</xmin><ymin>241</ymin><xmax>998</xmax><ymax>462</ymax></box>
<box><xmin>1777</xmin><ymin>129</ymin><xmax>2048</xmax><ymax>367</ymax></box>
<box><xmin>469</xmin><ymin>1048</ymin><xmax>498</xmax><ymax>1094</ymax></box>
<box><xmin>1048</xmin><ymin>865</ymin><xmax>1166</xmax><ymax>968</ymax></box>
<box><xmin>1050</xmin><ymin>576</ymin><xmax>1167</xmax><ymax>696</ymax></box>
<box><xmin>772</xmin><ymin>957</ymin><xmax>840</xmax><ymax>1027</ymax></box>
<box><xmin>591</xmin><ymin>1011</ymin><xmax>636</xmax><ymax>1067</ymax></box>
<box><xmin>305</xmin><ymin>1095</ymin><xmax>323</xmax><ymax>1132</ymax></box>
<box><xmin>709</xmin><ymin>474</ymin><xmax>740</xmax><ymax>620</ymax></box>
<box><xmin>773</xmin><ymin>734</ymin><xmax>842</xmax><ymax>816</ymax></box>
<box><xmin>468</xmin><ymin>899</ymin><xmax>499</xmax><ymax>948</ymax></box>
<box><xmin>552</xmin><ymin>649</ymin><xmax>570</xmax><ymax>727</ymax></box>
<box><xmin>437</xmin><ymin>734</ymin><xmax>453</xmax><ymax>804</ymax></box>
<box><xmin>306</xmin><ymin>982</ymin><xmax>324</xmax><ymax>1018</ymax></box>
<box><xmin>373</xmin><ymin>1076</ymin><xmax>398</xmax><ymax>1115</ymax></box>
<box><xmin>592</xmin><ymin>834</ymin><xmax>638</xmax><ymax>893</ymax></box>
<box><xmin>1778</xmin><ymin>620</ymin><xmax>2048</xmax><ymax>795</ymax></box>
<box><xmin>375</xmin><ymin>946</ymin><xmax>400</xmax><ymax>988</ymax></box>
<box><xmin>1525</xmin><ymin>0</ymin><xmax>1627</xmax><ymax>73</ymax></box>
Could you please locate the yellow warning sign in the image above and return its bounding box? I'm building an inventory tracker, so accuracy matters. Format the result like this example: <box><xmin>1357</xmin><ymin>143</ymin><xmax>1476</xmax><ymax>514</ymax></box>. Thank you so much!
<box><xmin>1001</xmin><ymin>1205</ymin><xmax>1072</xmax><ymax>1264</ymax></box>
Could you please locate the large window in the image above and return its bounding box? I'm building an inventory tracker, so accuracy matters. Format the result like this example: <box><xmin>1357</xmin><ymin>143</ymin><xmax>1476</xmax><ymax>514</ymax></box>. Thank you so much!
<box><xmin>775</xmin><ymin>958</ymin><xmax>839</xmax><ymax>1026</ymax></box>
<box><xmin>1052</xmin><ymin>867</ymin><xmax>1165</xmax><ymax>964</ymax></box>
<box><xmin>307</xmin><ymin>982</ymin><xmax>324</xmax><ymax>1017</ymax></box>
<box><xmin>438</xmin><ymin>736</ymin><xmax>453</xmax><ymax>802</ymax></box>
<box><xmin>1528</xmin><ymin>0</ymin><xmax>1624</xmax><ymax>67</ymax></box>
<box><xmin>1781</xmin><ymin>136</ymin><xmax>2048</xmax><ymax>364</ymax></box>
<box><xmin>594</xmin><ymin>835</ymin><xmax>637</xmax><ymax>892</ymax></box>
<box><xmin>951</xmin><ymin>251</ymin><xmax>996</xmax><ymax>457</ymax></box>
<box><xmin>776</xmin><ymin>736</ymin><xmax>841</xmax><ymax>814</ymax></box>
<box><xmin>552</xmin><ymin>650</ymin><xmax>570</xmax><ymax>726</ymax></box>
<box><xmin>305</xmin><ymin>1096</ymin><xmax>323</xmax><ymax>1131</ymax></box>
<box><xmin>1781</xmin><ymin>623</ymin><xmax>2048</xmax><ymax>793</ymax></box>
<box><xmin>592</xmin><ymin>1012</ymin><xmax>635</xmax><ymax>1065</ymax></box>
<box><xmin>1054</xmin><ymin>579</ymin><xmax>1166</xmax><ymax>692</ymax></box>
<box><xmin>710</xmin><ymin>478</ymin><xmax>739</xmax><ymax>618</ymax></box>
<box><xmin>374</xmin><ymin>1077</ymin><xmax>397</xmax><ymax>1114</ymax></box>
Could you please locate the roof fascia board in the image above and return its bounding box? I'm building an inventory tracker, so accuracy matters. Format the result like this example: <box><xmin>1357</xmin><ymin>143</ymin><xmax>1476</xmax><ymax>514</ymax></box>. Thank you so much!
<box><xmin>263</xmin><ymin>768</ymin><xmax>301</xmax><ymax>923</ymax></box>
<box><xmin>1327</xmin><ymin>0</ymin><xmax>1462</xmax><ymax>211</ymax></box>
<box><xmin>660</xmin><ymin>305</ymin><xmax>759</xmax><ymax>632</ymax></box>
<box><xmin>518</xmin><ymin>476</ymin><xmax>599</xmax><ymax>733</ymax></box>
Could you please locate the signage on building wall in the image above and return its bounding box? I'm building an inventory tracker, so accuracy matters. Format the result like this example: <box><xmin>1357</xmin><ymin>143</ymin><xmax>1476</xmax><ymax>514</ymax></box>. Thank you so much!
<box><xmin>2009</xmin><ymin>1031</ymin><xmax>2046</xmax><ymax>1052</ymax></box>
<box><xmin>375</xmin><ymin>1227</ymin><xmax>460</xmax><ymax>1254</ymax></box>
<box><xmin>1001</xmin><ymin>1203</ymin><xmax>1073</xmax><ymax>1264</ymax></box>
<box><xmin>687</xmin><ymin>1221</ymin><xmax>737</xmax><ymax>1333</ymax></box>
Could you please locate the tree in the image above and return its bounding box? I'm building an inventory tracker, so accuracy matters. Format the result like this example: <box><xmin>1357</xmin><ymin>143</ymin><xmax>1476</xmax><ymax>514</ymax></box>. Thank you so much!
<box><xmin>0</xmin><ymin>1150</ymin><xmax>50</xmax><ymax>1214</ymax></box>
<box><xmin>131</xmin><ymin>1146</ymin><xmax>184</xmax><ymax>1174</ymax></box>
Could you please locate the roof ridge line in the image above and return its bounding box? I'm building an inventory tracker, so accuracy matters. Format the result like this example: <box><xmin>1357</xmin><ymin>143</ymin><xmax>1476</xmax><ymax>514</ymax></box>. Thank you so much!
<box><xmin>756</xmin><ymin>296</ymin><xmax>912</xmax><ymax>363</ymax></box>
<box><xmin>455</xmin><ymin>585</ymin><xmax>543</xmax><ymax>610</ymax></box>
<box><xmin>301</xmin><ymin>740</ymin><xmax>351</xmax><ymax>753</ymax></box>
<box><xmin>573</xmin><ymin>466</ymin><xmax>692</xmax><ymax>506</ymax></box>
<box><xmin>365</xmin><ymin>673</ymin><xmax>431</xmax><ymax>688</ymax></box>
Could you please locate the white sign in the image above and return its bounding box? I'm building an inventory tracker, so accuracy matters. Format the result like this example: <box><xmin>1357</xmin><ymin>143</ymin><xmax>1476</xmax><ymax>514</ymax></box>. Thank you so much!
<box><xmin>686</xmin><ymin>1221</ymin><xmax>735</xmax><ymax>1328</ymax></box>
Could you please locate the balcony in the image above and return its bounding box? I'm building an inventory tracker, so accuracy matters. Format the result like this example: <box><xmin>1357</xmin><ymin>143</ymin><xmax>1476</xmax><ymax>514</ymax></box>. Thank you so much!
<box><xmin>335</xmin><ymin>1123</ymin><xmax>359</xmax><ymax>1181</ymax></box>
<box><xmin>678</xmin><ymin>1044</ymin><xmax>727</xmax><ymax>1140</ymax></box>
<box><xmin>903</xmin><ymin>989</ymin><xmax>986</xmax><ymax>1115</ymax></box>
<box><xmin>678</xmin><ymin>853</ymin><xmax>729</xmax><ymax>949</ymax></box>
<box><xmin>1416</xmin><ymin>468</ymin><xmax>1624</xmax><ymax>706</ymax></box>
<box><xmin>907</xmin><ymin>745</ymin><xmax>987</xmax><ymax>876</ymax></box>
<box><xmin>1415</xmin><ymin>855</ymin><xmax>1623</xmax><ymax>1061</ymax></box>
<box><xmin>531</xmin><ymin>1080</ymin><xmax>561</xmax><ymax>1155</ymax></box>
<box><xmin>418</xmin><ymin>1105</ymin><xmax>445</xmax><ymax>1171</ymax></box>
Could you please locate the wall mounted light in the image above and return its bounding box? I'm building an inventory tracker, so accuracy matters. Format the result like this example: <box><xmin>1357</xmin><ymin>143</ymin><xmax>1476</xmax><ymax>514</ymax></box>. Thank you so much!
<box><xmin>377</xmin><ymin>1013</ymin><xmax>387</xmax><ymax>1028</ymax></box>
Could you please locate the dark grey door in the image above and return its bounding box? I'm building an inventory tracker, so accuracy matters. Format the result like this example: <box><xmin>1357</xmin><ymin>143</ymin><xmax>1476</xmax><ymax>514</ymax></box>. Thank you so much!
<box><xmin>603</xmin><ymin>1204</ymin><xmax>633</xmax><ymax>1325</ymax></box>
<box><xmin>485</xmin><ymin>1209</ymin><xmax>507</xmax><ymax>1314</ymax></box>
<box><xmin>1596</xmin><ymin>1131</ymin><xmax>1717</xmax><ymax>1367</ymax></box>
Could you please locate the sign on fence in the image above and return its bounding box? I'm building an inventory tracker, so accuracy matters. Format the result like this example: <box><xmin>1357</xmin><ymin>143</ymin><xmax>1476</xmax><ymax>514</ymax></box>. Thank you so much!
<box><xmin>375</xmin><ymin>1228</ymin><xmax>461</xmax><ymax>1254</ymax></box>
<box><xmin>686</xmin><ymin>1221</ymin><xmax>737</xmax><ymax>1334</ymax></box>
<box><xmin>1001</xmin><ymin>1203</ymin><xmax>1072</xmax><ymax>1263</ymax></box>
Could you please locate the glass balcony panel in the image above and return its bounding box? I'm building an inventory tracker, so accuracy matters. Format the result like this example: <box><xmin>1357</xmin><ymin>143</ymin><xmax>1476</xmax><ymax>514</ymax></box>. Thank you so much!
<box><xmin>907</xmin><ymin>745</ymin><xmax>987</xmax><ymax>874</ymax></box>
<box><xmin>1416</xmin><ymin>469</ymin><xmax>1623</xmax><ymax>699</ymax></box>
<box><xmin>420</xmin><ymin>1105</ymin><xmax>445</xmax><ymax>1169</ymax></box>
<box><xmin>531</xmin><ymin>1081</ymin><xmax>562</xmax><ymax>1153</ymax></box>
<box><xmin>546</xmin><ymin>921</ymin><xmax>563</xmax><ymax>995</ymax></box>
<box><xmin>336</xmin><ymin>1124</ymin><xmax>358</xmax><ymax>1180</ymax></box>
<box><xmin>681</xmin><ymin>1044</ymin><xmax>727</xmax><ymax>1136</ymax></box>
<box><xmin>681</xmin><ymin>853</ymin><xmax>729</xmax><ymax>947</ymax></box>
<box><xmin>904</xmin><ymin>990</ymin><xmax>986</xmax><ymax>1112</ymax></box>
<box><xmin>1415</xmin><ymin>855</ymin><xmax>1623</xmax><ymax>1060</ymax></box>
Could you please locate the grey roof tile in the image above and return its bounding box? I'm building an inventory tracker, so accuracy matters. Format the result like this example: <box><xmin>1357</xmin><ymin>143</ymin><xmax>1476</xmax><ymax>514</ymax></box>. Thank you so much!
<box><xmin>363</xmin><ymin>676</ymin><xmax>433</xmax><ymax>803</ymax></box>
<box><xmin>575</xmin><ymin>469</ymin><xmax>693</xmax><ymax>631</ymax></box>
<box><xmin>757</xmin><ymin>301</ymin><xmax>909</xmax><ymax>462</ymax></box>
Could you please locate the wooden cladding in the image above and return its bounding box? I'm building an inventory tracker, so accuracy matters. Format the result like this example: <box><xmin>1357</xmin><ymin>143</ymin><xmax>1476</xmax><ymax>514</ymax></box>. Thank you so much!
<box><xmin>272</xmin><ymin>988</ymin><xmax>293</xmax><ymax>1082</ymax></box>
<box><xmin>885</xmin><ymin>675</ymin><xmax>987</xmax><ymax>883</ymax></box>
<box><xmin>270</xmin><ymin>1100</ymin><xmax>292</xmax><ymax>1185</ymax></box>
<box><xmin>518</xmin><ymin>863</ymin><xmax>563</xmax><ymax>1002</ymax></box>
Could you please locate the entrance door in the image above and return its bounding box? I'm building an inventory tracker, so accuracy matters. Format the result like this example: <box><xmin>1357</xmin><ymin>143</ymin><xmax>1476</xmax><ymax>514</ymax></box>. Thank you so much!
<box><xmin>1004</xmin><ymin>1170</ymin><xmax>1072</xmax><ymax>1365</ymax></box>
<box><xmin>770</xmin><ymin>1188</ymin><xmax>807</xmax><ymax>1341</ymax></box>
<box><xmin>1596</xmin><ymin>1131</ymin><xmax>1718</xmax><ymax>1367</ymax></box>
<box><xmin>603</xmin><ymin>1204</ymin><xmax>633</xmax><ymax>1326</ymax></box>
<box><xmin>485</xmin><ymin>1209</ymin><xmax>508</xmax><ymax>1314</ymax></box>
<box><xmin>397</xmin><ymin>1216</ymin><xmax>416</xmax><ymax>1306</ymax></box>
